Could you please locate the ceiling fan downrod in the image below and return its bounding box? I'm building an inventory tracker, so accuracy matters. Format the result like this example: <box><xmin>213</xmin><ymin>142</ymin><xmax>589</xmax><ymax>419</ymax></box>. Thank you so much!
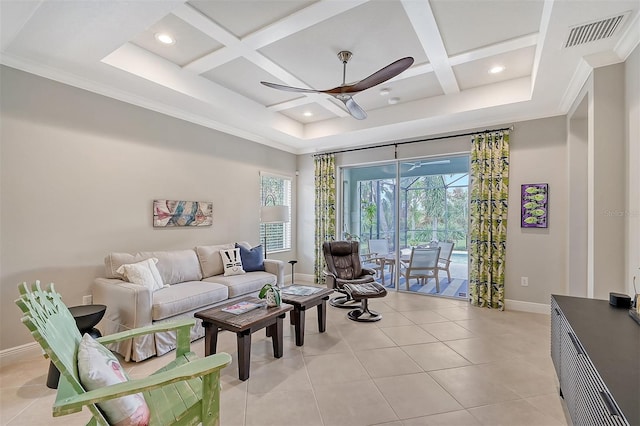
<box><xmin>337</xmin><ymin>51</ymin><xmax>352</xmax><ymax>86</ymax></box>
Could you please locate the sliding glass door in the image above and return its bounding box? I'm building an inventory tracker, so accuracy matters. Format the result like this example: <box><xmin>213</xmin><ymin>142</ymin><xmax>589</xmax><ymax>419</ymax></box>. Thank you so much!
<box><xmin>341</xmin><ymin>155</ymin><xmax>469</xmax><ymax>299</ymax></box>
<box><xmin>342</xmin><ymin>163</ymin><xmax>397</xmax><ymax>287</ymax></box>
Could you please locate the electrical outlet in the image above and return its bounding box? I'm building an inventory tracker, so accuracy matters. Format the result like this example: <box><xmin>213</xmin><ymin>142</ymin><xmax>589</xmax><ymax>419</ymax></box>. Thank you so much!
<box><xmin>82</xmin><ymin>295</ymin><xmax>93</xmax><ymax>305</ymax></box>
<box><xmin>521</xmin><ymin>277</ymin><xmax>529</xmax><ymax>287</ymax></box>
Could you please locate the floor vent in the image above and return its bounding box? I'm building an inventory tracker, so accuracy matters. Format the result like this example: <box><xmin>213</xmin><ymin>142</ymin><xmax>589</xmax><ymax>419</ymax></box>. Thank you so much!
<box><xmin>564</xmin><ymin>12</ymin><xmax>629</xmax><ymax>48</ymax></box>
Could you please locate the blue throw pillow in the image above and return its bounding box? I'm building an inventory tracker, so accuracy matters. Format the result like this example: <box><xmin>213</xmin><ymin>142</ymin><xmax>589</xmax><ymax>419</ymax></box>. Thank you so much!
<box><xmin>235</xmin><ymin>243</ymin><xmax>265</xmax><ymax>272</ymax></box>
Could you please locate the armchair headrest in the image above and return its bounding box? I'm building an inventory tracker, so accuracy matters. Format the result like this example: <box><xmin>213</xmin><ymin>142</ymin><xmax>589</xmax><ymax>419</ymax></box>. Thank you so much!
<box><xmin>322</xmin><ymin>240</ymin><xmax>363</xmax><ymax>280</ymax></box>
<box><xmin>325</xmin><ymin>240</ymin><xmax>357</xmax><ymax>256</ymax></box>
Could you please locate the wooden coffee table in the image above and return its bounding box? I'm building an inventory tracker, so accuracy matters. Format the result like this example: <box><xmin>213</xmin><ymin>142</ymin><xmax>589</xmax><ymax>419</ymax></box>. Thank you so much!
<box><xmin>280</xmin><ymin>285</ymin><xmax>333</xmax><ymax>346</ymax></box>
<box><xmin>195</xmin><ymin>297</ymin><xmax>292</xmax><ymax>381</ymax></box>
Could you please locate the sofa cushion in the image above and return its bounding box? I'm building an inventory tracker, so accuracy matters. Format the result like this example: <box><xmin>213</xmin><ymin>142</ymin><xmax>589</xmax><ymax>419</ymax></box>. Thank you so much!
<box><xmin>204</xmin><ymin>271</ymin><xmax>276</xmax><ymax>298</ymax></box>
<box><xmin>106</xmin><ymin>250</ymin><xmax>202</xmax><ymax>285</ymax></box>
<box><xmin>220</xmin><ymin>247</ymin><xmax>245</xmax><ymax>276</ymax></box>
<box><xmin>152</xmin><ymin>281</ymin><xmax>228</xmax><ymax>321</ymax></box>
<box><xmin>236</xmin><ymin>243</ymin><xmax>265</xmax><ymax>272</ymax></box>
<box><xmin>116</xmin><ymin>258</ymin><xmax>166</xmax><ymax>292</ymax></box>
<box><xmin>195</xmin><ymin>243</ymin><xmax>234</xmax><ymax>278</ymax></box>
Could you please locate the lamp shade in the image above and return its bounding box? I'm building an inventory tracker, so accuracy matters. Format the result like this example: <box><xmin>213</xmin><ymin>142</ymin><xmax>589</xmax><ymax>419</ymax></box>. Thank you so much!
<box><xmin>260</xmin><ymin>205</ymin><xmax>289</xmax><ymax>223</ymax></box>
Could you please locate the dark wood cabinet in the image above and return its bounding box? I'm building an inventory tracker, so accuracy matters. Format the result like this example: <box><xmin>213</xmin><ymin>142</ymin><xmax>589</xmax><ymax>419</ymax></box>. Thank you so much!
<box><xmin>551</xmin><ymin>295</ymin><xmax>638</xmax><ymax>426</ymax></box>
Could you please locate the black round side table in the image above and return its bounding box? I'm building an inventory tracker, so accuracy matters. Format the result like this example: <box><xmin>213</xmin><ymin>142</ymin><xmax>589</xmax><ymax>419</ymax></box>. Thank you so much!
<box><xmin>46</xmin><ymin>304</ymin><xmax>106</xmax><ymax>389</ymax></box>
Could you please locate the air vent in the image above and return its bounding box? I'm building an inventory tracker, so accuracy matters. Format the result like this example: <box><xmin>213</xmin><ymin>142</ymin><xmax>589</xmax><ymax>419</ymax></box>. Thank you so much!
<box><xmin>564</xmin><ymin>12</ymin><xmax>629</xmax><ymax>48</ymax></box>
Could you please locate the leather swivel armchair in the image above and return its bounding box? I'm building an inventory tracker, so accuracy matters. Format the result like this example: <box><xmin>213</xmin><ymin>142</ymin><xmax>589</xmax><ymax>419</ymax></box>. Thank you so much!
<box><xmin>323</xmin><ymin>241</ymin><xmax>387</xmax><ymax>322</ymax></box>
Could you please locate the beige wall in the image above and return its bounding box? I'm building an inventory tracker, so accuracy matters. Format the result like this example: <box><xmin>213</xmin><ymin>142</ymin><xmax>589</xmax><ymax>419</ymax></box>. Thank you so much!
<box><xmin>567</xmin><ymin>61</ymin><xmax>631</xmax><ymax>299</ymax></box>
<box><xmin>297</xmin><ymin>117</ymin><xmax>569</xmax><ymax>307</ymax></box>
<box><xmin>592</xmin><ymin>63</ymin><xmax>626</xmax><ymax>299</ymax></box>
<box><xmin>505</xmin><ymin>116</ymin><xmax>567</xmax><ymax>305</ymax></box>
<box><xmin>625</xmin><ymin>44</ymin><xmax>640</xmax><ymax>297</ymax></box>
<box><xmin>0</xmin><ymin>66</ymin><xmax>297</xmax><ymax>351</ymax></box>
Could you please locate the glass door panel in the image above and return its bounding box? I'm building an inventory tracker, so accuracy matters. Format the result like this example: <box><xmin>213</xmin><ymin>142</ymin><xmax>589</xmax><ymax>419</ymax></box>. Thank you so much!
<box><xmin>398</xmin><ymin>156</ymin><xmax>469</xmax><ymax>299</ymax></box>
<box><xmin>341</xmin><ymin>163</ymin><xmax>397</xmax><ymax>289</ymax></box>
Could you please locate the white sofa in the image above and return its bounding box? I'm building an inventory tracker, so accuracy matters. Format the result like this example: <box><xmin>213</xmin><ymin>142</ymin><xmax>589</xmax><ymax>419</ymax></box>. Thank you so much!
<box><xmin>93</xmin><ymin>242</ymin><xmax>284</xmax><ymax>361</ymax></box>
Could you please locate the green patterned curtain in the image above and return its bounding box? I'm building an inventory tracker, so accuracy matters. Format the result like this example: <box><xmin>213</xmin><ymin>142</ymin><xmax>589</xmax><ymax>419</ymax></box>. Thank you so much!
<box><xmin>469</xmin><ymin>131</ymin><xmax>510</xmax><ymax>310</ymax></box>
<box><xmin>314</xmin><ymin>154</ymin><xmax>336</xmax><ymax>284</ymax></box>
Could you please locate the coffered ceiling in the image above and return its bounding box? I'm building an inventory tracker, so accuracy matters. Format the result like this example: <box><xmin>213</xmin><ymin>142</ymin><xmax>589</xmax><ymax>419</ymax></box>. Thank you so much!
<box><xmin>1</xmin><ymin>0</ymin><xmax>638</xmax><ymax>154</ymax></box>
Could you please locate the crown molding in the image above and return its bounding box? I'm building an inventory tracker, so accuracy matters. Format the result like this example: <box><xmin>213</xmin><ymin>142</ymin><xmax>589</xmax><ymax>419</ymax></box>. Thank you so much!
<box><xmin>559</xmin><ymin>58</ymin><xmax>593</xmax><ymax>113</ymax></box>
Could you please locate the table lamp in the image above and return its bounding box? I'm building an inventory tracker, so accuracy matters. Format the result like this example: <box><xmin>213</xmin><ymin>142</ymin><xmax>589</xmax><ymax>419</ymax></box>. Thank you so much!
<box><xmin>260</xmin><ymin>204</ymin><xmax>289</xmax><ymax>259</ymax></box>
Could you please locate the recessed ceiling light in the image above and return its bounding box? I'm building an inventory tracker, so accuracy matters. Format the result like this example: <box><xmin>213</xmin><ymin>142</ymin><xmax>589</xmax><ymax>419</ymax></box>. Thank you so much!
<box><xmin>155</xmin><ymin>33</ymin><xmax>175</xmax><ymax>45</ymax></box>
<box><xmin>303</xmin><ymin>111</ymin><xmax>313</xmax><ymax>117</ymax></box>
<box><xmin>388</xmin><ymin>97</ymin><xmax>400</xmax><ymax>105</ymax></box>
<box><xmin>489</xmin><ymin>65</ymin><xmax>505</xmax><ymax>74</ymax></box>
<box><xmin>379</xmin><ymin>88</ymin><xmax>391</xmax><ymax>96</ymax></box>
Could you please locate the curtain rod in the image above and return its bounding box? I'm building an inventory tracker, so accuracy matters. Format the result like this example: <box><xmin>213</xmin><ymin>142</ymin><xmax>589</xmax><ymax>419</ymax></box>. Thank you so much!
<box><xmin>313</xmin><ymin>126</ymin><xmax>513</xmax><ymax>157</ymax></box>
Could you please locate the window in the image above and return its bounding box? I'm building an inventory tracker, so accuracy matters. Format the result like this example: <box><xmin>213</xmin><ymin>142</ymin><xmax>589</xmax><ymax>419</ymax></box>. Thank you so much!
<box><xmin>260</xmin><ymin>172</ymin><xmax>292</xmax><ymax>253</ymax></box>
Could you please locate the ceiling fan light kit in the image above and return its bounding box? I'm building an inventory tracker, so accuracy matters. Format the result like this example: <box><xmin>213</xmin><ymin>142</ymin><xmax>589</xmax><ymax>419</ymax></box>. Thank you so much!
<box><xmin>261</xmin><ymin>50</ymin><xmax>414</xmax><ymax>120</ymax></box>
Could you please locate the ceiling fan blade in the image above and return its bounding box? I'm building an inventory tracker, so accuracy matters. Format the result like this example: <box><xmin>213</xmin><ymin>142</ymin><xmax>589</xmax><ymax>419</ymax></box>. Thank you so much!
<box><xmin>339</xmin><ymin>96</ymin><xmax>367</xmax><ymax>120</ymax></box>
<box><xmin>260</xmin><ymin>81</ymin><xmax>319</xmax><ymax>94</ymax></box>
<box><xmin>348</xmin><ymin>57</ymin><xmax>414</xmax><ymax>93</ymax></box>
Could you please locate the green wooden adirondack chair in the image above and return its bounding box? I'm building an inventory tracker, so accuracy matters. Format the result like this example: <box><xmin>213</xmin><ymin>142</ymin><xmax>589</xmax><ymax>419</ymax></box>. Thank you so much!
<box><xmin>16</xmin><ymin>281</ymin><xmax>231</xmax><ymax>426</ymax></box>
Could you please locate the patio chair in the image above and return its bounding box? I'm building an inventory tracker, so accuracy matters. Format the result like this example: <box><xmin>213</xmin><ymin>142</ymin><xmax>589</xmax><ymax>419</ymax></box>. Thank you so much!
<box><xmin>437</xmin><ymin>241</ymin><xmax>455</xmax><ymax>281</ymax></box>
<box><xmin>364</xmin><ymin>239</ymin><xmax>392</xmax><ymax>283</ymax></box>
<box><xmin>401</xmin><ymin>247</ymin><xmax>441</xmax><ymax>292</ymax></box>
<box><xmin>16</xmin><ymin>281</ymin><xmax>231</xmax><ymax>426</ymax></box>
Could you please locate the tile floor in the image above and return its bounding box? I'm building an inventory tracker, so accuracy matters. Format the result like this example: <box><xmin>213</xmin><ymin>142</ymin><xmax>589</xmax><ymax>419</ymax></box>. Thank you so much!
<box><xmin>0</xmin><ymin>290</ymin><xmax>570</xmax><ymax>425</ymax></box>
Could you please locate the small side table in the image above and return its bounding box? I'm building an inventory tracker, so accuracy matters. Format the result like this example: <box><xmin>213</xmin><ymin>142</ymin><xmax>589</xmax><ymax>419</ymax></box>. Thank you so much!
<box><xmin>195</xmin><ymin>297</ymin><xmax>292</xmax><ymax>381</ymax></box>
<box><xmin>46</xmin><ymin>304</ymin><xmax>106</xmax><ymax>389</ymax></box>
<box><xmin>280</xmin><ymin>286</ymin><xmax>333</xmax><ymax>346</ymax></box>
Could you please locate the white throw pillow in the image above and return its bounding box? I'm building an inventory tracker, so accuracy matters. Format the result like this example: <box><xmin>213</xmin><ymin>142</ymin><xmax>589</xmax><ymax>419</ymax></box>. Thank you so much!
<box><xmin>116</xmin><ymin>258</ymin><xmax>166</xmax><ymax>292</ymax></box>
<box><xmin>220</xmin><ymin>248</ymin><xmax>245</xmax><ymax>276</ymax></box>
<box><xmin>77</xmin><ymin>334</ymin><xmax>150</xmax><ymax>426</ymax></box>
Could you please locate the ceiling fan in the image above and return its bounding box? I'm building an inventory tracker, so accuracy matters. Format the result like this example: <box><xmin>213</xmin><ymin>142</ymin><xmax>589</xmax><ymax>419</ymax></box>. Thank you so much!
<box><xmin>406</xmin><ymin>159</ymin><xmax>451</xmax><ymax>171</ymax></box>
<box><xmin>260</xmin><ymin>51</ymin><xmax>414</xmax><ymax>120</ymax></box>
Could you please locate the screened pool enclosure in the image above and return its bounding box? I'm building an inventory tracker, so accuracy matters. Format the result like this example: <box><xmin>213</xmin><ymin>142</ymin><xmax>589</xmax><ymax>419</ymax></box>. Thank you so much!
<box><xmin>341</xmin><ymin>155</ymin><xmax>469</xmax><ymax>299</ymax></box>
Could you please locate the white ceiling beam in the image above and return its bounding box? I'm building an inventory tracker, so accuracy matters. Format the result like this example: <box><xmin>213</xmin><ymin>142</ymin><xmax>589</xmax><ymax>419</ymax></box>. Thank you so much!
<box><xmin>102</xmin><ymin>42</ymin><xmax>305</xmax><ymax>140</ymax></box>
<box><xmin>175</xmin><ymin>3</ymin><xmax>347</xmax><ymax>117</ymax></box>
<box><xmin>530</xmin><ymin>0</ymin><xmax>555</xmax><ymax>96</ymax></box>
<box><xmin>172</xmin><ymin>3</ymin><xmax>238</xmax><ymax>47</ymax></box>
<box><xmin>174</xmin><ymin>4</ymin><xmax>244</xmax><ymax>74</ymax></box>
<box><xmin>268</xmin><ymin>96</ymin><xmax>317</xmax><ymax>112</ymax></box>
<box><xmin>244</xmin><ymin>0</ymin><xmax>370</xmax><ymax>49</ymax></box>
<box><xmin>390</xmin><ymin>61</ymin><xmax>434</xmax><ymax>81</ymax></box>
<box><xmin>267</xmin><ymin>93</ymin><xmax>343</xmax><ymax>112</ymax></box>
<box><xmin>449</xmin><ymin>33</ymin><xmax>539</xmax><ymax>66</ymax></box>
<box><xmin>401</xmin><ymin>0</ymin><xmax>460</xmax><ymax>94</ymax></box>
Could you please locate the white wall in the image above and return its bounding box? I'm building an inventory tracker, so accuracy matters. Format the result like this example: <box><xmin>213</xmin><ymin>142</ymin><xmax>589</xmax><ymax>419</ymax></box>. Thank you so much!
<box><xmin>0</xmin><ymin>66</ymin><xmax>297</xmax><ymax>350</ymax></box>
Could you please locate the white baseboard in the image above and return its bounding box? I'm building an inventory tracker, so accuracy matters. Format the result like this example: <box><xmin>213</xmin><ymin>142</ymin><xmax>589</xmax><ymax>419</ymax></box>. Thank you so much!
<box><xmin>506</xmin><ymin>299</ymin><xmax>550</xmax><ymax>315</ymax></box>
<box><xmin>294</xmin><ymin>273</ymin><xmax>315</xmax><ymax>284</ymax></box>
<box><xmin>0</xmin><ymin>342</ymin><xmax>43</xmax><ymax>368</ymax></box>
<box><xmin>286</xmin><ymin>274</ymin><xmax>551</xmax><ymax>314</ymax></box>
